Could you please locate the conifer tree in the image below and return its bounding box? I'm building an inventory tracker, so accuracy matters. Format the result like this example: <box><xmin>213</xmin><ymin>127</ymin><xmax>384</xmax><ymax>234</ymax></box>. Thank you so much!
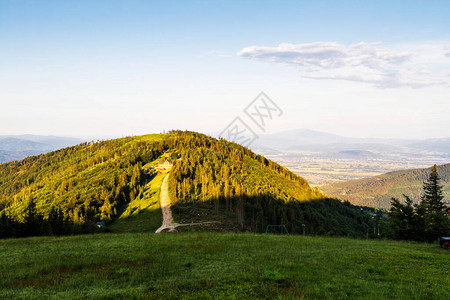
<box><xmin>421</xmin><ymin>164</ymin><xmax>445</xmax><ymax>212</ymax></box>
<box><xmin>23</xmin><ymin>198</ymin><xmax>41</xmax><ymax>237</ymax></box>
<box><xmin>387</xmin><ymin>164</ymin><xmax>448</xmax><ymax>242</ymax></box>
<box><xmin>420</xmin><ymin>164</ymin><xmax>448</xmax><ymax>241</ymax></box>
<box><xmin>387</xmin><ymin>196</ymin><xmax>415</xmax><ymax>240</ymax></box>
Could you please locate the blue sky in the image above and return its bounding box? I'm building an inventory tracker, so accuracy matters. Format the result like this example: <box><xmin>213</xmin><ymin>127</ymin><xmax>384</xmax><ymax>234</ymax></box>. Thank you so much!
<box><xmin>1</xmin><ymin>1</ymin><xmax>449</xmax><ymax>139</ymax></box>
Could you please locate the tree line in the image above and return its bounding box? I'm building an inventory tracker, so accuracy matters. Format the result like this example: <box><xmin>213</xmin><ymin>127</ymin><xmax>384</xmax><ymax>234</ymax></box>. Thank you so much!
<box><xmin>384</xmin><ymin>164</ymin><xmax>449</xmax><ymax>242</ymax></box>
<box><xmin>0</xmin><ymin>199</ymin><xmax>98</xmax><ymax>238</ymax></box>
<box><xmin>6</xmin><ymin>131</ymin><xmax>445</xmax><ymax>241</ymax></box>
<box><xmin>0</xmin><ymin>135</ymin><xmax>171</xmax><ymax>238</ymax></box>
<box><xmin>1</xmin><ymin>131</ymin><xmax>374</xmax><ymax>238</ymax></box>
<box><xmin>167</xmin><ymin>131</ymin><xmax>373</xmax><ymax>237</ymax></box>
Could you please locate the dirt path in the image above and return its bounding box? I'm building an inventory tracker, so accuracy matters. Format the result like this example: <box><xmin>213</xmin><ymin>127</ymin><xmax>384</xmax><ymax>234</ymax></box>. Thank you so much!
<box><xmin>155</xmin><ymin>174</ymin><xmax>176</xmax><ymax>233</ymax></box>
<box><xmin>155</xmin><ymin>173</ymin><xmax>221</xmax><ymax>233</ymax></box>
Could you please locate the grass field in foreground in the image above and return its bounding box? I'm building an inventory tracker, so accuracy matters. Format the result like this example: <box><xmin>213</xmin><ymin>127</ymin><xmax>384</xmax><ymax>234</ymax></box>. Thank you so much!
<box><xmin>0</xmin><ymin>233</ymin><xmax>448</xmax><ymax>299</ymax></box>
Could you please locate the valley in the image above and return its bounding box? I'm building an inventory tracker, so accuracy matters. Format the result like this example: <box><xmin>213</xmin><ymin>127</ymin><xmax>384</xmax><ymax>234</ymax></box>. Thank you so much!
<box><xmin>320</xmin><ymin>163</ymin><xmax>450</xmax><ymax>208</ymax></box>
<box><xmin>249</xmin><ymin>129</ymin><xmax>449</xmax><ymax>186</ymax></box>
<box><xmin>269</xmin><ymin>154</ymin><xmax>448</xmax><ymax>186</ymax></box>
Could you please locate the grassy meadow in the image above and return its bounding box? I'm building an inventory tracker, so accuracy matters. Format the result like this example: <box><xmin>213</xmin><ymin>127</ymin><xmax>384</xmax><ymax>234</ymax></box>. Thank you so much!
<box><xmin>108</xmin><ymin>170</ymin><xmax>168</xmax><ymax>233</ymax></box>
<box><xmin>1</xmin><ymin>232</ymin><xmax>448</xmax><ymax>299</ymax></box>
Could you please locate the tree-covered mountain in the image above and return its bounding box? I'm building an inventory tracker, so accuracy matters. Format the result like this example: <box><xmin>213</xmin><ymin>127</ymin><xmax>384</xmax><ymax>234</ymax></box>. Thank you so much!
<box><xmin>320</xmin><ymin>164</ymin><xmax>450</xmax><ymax>208</ymax></box>
<box><xmin>0</xmin><ymin>131</ymin><xmax>373</xmax><ymax>238</ymax></box>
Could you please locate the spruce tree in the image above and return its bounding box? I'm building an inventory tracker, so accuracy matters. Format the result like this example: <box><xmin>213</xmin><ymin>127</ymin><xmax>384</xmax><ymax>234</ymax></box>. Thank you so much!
<box><xmin>421</xmin><ymin>164</ymin><xmax>445</xmax><ymax>213</ymax></box>
<box><xmin>420</xmin><ymin>164</ymin><xmax>448</xmax><ymax>242</ymax></box>
<box><xmin>387</xmin><ymin>196</ymin><xmax>415</xmax><ymax>240</ymax></box>
<box><xmin>23</xmin><ymin>198</ymin><xmax>40</xmax><ymax>237</ymax></box>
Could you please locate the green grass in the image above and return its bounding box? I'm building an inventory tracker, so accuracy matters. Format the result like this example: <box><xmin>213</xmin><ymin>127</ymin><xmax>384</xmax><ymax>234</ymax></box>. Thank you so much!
<box><xmin>108</xmin><ymin>170</ymin><xmax>168</xmax><ymax>233</ymax></box>
<box><xmin>132</xmin><ymin>133</ymin><xmax>166</xmax><ymax>143</ymax></box>
<box><xmin>0</xmin><ymin>233</ymin><xmax>448</xmax><ymax>299</ymax></box>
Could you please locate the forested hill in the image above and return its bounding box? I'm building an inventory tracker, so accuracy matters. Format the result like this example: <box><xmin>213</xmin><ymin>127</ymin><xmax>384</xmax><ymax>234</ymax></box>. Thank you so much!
<box><xmin>320</xmin><ymin>164</ymin><xmax>450</xmax><ymax>208</ymax></box>
<box><xmin>0</xmin><ymin>131</ymin><xmax>373</xmax><ymax>237</ymax></box>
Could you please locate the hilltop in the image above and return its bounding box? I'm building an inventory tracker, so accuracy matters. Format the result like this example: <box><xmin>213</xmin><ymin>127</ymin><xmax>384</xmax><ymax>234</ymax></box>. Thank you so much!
<box><xmin>0</xmin><ymin>131</ymin><xmax>373</xmax><ymax>237</ymax></box>
<box><xmin>320</xmin><ymin>164</ymin><xmax>450</xmax><ymax>208</ymax></box>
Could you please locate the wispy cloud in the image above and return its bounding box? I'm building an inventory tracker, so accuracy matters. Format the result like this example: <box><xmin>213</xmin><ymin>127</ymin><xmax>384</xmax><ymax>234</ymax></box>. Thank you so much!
<box><xmin>445</xmin><ymin>47</ymin><xmax>450</xmax><ymax>58</ymax></box>
<box><xmin>201</xmin><ymin>50</ymin><xmax>232</xmax><ymax>58</ymax></box>
<box><xmin>238</xmin><ymin>42</ymin><xmax>449</xmax><ymax>88</ymax></box>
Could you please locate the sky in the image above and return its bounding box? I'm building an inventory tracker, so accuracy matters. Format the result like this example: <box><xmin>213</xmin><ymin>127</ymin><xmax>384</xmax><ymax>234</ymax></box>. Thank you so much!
<box><xmin>1</xmin><ymin>0</ymin><xmax>449</xmax><ymax>139</ymax></box>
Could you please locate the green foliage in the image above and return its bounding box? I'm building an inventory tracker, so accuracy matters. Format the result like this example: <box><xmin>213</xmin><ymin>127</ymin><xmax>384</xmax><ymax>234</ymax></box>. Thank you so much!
<box><xmin>0</xmin><ymin>233</ymin><xmax>448</xmax><ymax>298</ymax></box>
<box><xmin>108</xmin><ymin>171</ymin><xmax>166</xmax><ymax>233</ymax></box>
<box><xmin>165</xmin><ymin>131</ymin><xmax>373</xmax><ymax>237</ymax></box>
<box><xmin>385</xmin><ymin>195</ymin><xmax>424</xmax><ymax>241</ymax></box>
<box><xmin>0</xmin><ymin>134</ymin><xmax>167</xmax><ymax>237</ymax></box>
<box><xmin>421</xmin><ymin>164</ymin><xmax>446</xmax><ymax>212</ymax></box>
<box><xmin>0</xmin><ymin>202</ymin><xmax>92</xmax><ymax>238</ymax></box>
<box><xmin>322</xmin><ymin>163</ymin><xmax>450</xmax><ymax>208</ymax></box>
<box><xmin>1</xmin><ymin>130</ymin><xmax>372</xmax><ymax>238</ymax></box>
<box><xmin>385</xmin><ymin>166</ymin><xmax>449</xmax><ymax>242</ymax></box>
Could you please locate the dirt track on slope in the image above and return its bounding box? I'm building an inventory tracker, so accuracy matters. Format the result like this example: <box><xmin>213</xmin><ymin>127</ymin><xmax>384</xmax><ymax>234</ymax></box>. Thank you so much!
<box><xmin>155</xmin><ymin>174</ymin><xmax>175</xmax><ymax>233</ymax></box>
<box><xmin>155</xmin><ymin>173</ymin><xmax>220</xmax><ymax>233</ymax></box>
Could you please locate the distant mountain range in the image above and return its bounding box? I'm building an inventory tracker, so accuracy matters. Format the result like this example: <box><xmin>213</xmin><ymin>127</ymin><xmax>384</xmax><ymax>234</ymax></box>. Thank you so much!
<box><xmin>407</xmin><ymin>138</ymin><xmax>450</xmax><ymax>153</ymax></box>
<box><xmin>245</xmin><ymin>129</ymin><xmax>449</xmax><ymax>187</ymax></box>
<box><xmin>0</xmin><ymin>135</ymin><xmax>83</xmax><ymax>163</ymax></box>
<box><xmin>251</xmin><ymin>129</ymin><xmax>450</xmax><ymax>156</ymax></box>
<box><xmin>320</xmin><ymin>163</ymin><xmax>450</xmax><ymax>208</ymax></box>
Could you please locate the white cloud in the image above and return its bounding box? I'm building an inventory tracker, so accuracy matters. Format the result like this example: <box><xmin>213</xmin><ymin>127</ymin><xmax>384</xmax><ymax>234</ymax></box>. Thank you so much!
<box><xmin>237</xmin><ymin>42</ymin><xmax>449</xmax><ymax>88</ymax></box>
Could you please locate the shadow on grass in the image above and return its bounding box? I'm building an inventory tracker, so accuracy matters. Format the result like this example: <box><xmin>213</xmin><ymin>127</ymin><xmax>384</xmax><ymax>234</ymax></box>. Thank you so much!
<box><xmin>108</xmin><ymin>207</ymin><xmax>162</xmax><ymax>233</ymax></box>
<box><xmin>171</xmin><ymin>194</ymin><xmax>375</xmax><ymax>238</ymax></box>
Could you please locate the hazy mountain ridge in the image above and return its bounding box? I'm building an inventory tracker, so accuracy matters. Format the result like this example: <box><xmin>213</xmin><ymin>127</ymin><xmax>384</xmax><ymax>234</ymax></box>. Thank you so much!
<box><xmin>0</xmin><ymin>135</ymin><xmax>84</xmax><ymax>163</ymax></box>
<box><xmin>0</xmin><ymin>150</ymin><xmax>47</xmax><ymax>164</ymax></box>
<box><xmin>253</xmin><ymin>129</ymin><xmax>450</xmax><ymax>154</ymax></box>
<box><xmin>0</xmin><ymin>137</ymin><xmax>53</xmax><ymax>152</ymax></box>
<box><xmin>406</xmin><ymin>138</ymin><xmax>450</xmax><ymax>153</ymax></box>
<box><xmin>320</xmin><ymin>163</ymin><xmax>450</xmax><ymax>208</ymax></box>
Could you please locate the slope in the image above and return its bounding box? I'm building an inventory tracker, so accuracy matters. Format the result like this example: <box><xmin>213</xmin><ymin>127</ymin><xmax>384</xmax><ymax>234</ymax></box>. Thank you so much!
<box><xmin>320</xmin><ymin>164</ymin><xmax>450</xmax><ymax>208</ymax></box>
<box><xmin>0</xmin><ymin>131</ymin><xmax>373</xmax><ymax>237</ymax></box>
